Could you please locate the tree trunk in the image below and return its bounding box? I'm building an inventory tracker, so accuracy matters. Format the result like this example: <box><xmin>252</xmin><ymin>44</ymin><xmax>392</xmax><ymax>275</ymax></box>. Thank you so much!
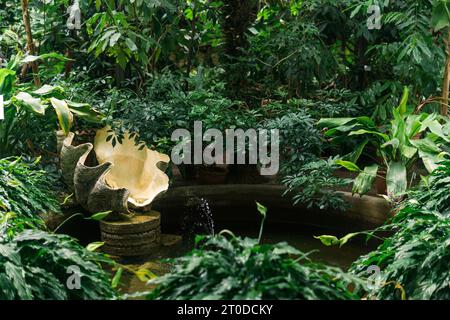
<box><xmin>441</xmin><ymin>28</ymin><xmax>450</xmax><ymax>117</ymax></box>
<box><xmin>21</xmin><ymin>0</ymin><xmax>41</xmax><ymax>87</ymax></box>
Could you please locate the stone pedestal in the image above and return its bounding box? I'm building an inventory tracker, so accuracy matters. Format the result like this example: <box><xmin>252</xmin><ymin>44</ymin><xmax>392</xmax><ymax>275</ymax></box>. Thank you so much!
<box><xmin>100</xmin><ymin>211</ymin><xmax>161</xmax><ymax>256</ymax></box>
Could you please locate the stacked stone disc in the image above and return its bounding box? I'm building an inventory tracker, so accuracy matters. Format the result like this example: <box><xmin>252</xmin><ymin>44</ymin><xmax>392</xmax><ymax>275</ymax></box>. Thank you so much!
<box><xmin>100</xmin><ymin>211</ymin><xmax>161</xmax><ymax>256</ymax></box>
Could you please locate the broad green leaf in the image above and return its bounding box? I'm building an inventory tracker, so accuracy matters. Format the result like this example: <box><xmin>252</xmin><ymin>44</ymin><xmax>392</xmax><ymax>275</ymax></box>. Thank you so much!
<box><xmin>20</xmin><ymin>52</ymin><xmax>68</xmax><ymax>64</ymax></box>
<box><xmin>352</xmin><ymin>164</ymin><xmax>379</xmax><ymax>195</ymax></box>
<box><xmin>397</xmin><ymin>86</ymin><xmax>409</xmax><ymax>115</ymax></box>
<box><xmin>427</xmin><ymin>120</ymin><xmax>450</xmax><ymax>142</ymax></box>
<box><xmin>50</xmin><ymin>98</ymin><xmax>73</xmax><ymax>135</ymax></box>
<box><xmin>349</xmin><ymin>129</ymin><xmax>389</xmax><ymax>142</ymax></box>
<box><xmin>109</xmin><ymin>32</ymin><xmax>121</xmax><ymax>47</ymax></box>
<box><xmin>317</xmin><ymin>118</ymin><xmax>354</xmax><ymax>128</ymax></box>
<box><xmin>248</xmin><ymin>27</ymin><xmax>258</xmax><ymax>35</ymax></box>
<box><xmin>14</xmin><ymin>92</ymin><xmax>45</xmax><ymax>114</ymax></box>
<box><xmin>382</xmin><ymin>138</ymin><xmax>400</xmax><ymax>150</ymax></box>
<box><xmin>406</xmin><ymin>113</ymin><xmax>428</xmax><ymax>137</ymax></box>
<box><xmin>417</xmin><ymin>148</ymin><xmax>448</xmax><ymax>173</ymax></box>
<box><xmin>386</xmin><ymin>161</ymin><xmax>407</xmax><ymax>198</ymax></box>
<box><xmin>346</xmin><ymin>139</ymin><xmax>369</xmax><ymax>163</ymax></box>
<box><xmin>66</xmin><ymin>100</ymin><xmax>104</xmax><ymax>123</ymax></box>
<box><xmin>33</xmin><ymin>85</ymin><xmax>64</xmax><ymax>96</ymax></box>
<box><xmin>400</xmin><ymin>144</ymin><xmax>418</xmax><ymax>160</ymax></box>
<box><xmin>431</xmin><ymin>0</ymin><xmax>450</xmax><ymax>31</ymax></box>
<box><xmin>410</xmin><ymin>138</ymin><xmax>442</xmax><ymax>154</ymax></box>
<box><xmin>0</xmin><ymin>68</ymin><xmax>16</xmax><ymax>95</ymax></box>
<box><xmin>335</xmin><ymin>160</ymin><xmax>361</xmax><ymax>172</ymax></box>
<box><xmin>125</xmin><ymin>38</ymin><xmax>138</xmax><ymax>52</ymax></box>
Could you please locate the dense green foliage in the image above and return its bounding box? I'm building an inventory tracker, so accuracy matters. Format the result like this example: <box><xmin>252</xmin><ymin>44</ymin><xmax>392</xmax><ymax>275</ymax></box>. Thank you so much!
<box><xmin>350</xmin><ymin>161</ymin><xmax>450</xmax><ymax>300</ymax></box>
<box><xmin>0</xmin><ymin>157</ymin><xmax>60</xmax><ymax>223</ymax></box>
<box><xmin>0</xmin><ymin>228</ymin><xmax>117</xmax><ymax>300</ymax></box>
<box><xmin>2</xmin><ymin>0</ymin><xmax>450</xmax><ymax>301</ymax></box>
<box><xmin>147</xmin><ymin>233</ymin><xmax>365</xmax><ymax>300</ymax></box>
<box><xmin>320</xmin><ymin>89</ymin><xmax>450</xmax><ymax>199</ymax></box>
<box><xmin>0</xmin><ymin>158</ymin><xmax>117</xmax><ymax>300</ymax></box>
<box><xmin>282</xmin><ymin>157</ymin><xmax>352</xmax><ymax>210</ymax></box>
<box><xmin>264</xmin><ymin>110</ymin><xmax>322</xmax><ymax>174</ymax></box>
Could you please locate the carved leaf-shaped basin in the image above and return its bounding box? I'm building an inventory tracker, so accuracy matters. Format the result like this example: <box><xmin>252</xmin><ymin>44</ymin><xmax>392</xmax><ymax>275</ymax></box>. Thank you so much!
<box><xmin>94</xmin><ymin>127</ymin><xmax>170</xmax><ymax>209</ymax></box>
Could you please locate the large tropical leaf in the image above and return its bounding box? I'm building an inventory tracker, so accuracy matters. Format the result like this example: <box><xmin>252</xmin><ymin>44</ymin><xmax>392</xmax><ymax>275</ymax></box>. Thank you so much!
<box><xmin>66</xmin><ymin>101</ymin><xmax>104</xmax><ymax>123</ymax></box>
<box><xmin>13</xmin><ymin>92</ymin><xmax>45</xmax><ymax>115</ymax></box>
<box><xmin>20</xmin><ymin>52</ymin><xmax>69</xmax><ymax>65</ymax></box>
<box><xmin>410</xmin><ymin>137</ymin><xmax>443</xmax><ymax>154</ymax></box>
<box><xmin>386</xmin><ymin>161</ymin><xmax>407</xmax><ymax>198</ymax></box>
<box><xmin>349</xmin><ymin>129</ymin><xmax>389</xmax><ymax>142</ymax></box>
<box><xmin>427</xmin><ymin>120</ymin><xmax>450</xmax><ymax>142</ymax></box>
<box><xmin>396</xmin><ymin>86</ymin><xmax>409</xmax><ymax>116</ymax></box>
<box><xmin>317</xmin><ymin>118</ymin><xmax>355</xmax><ymax>128</ymax></box>
<box><xmin>352</xmin><ymin>164</ymin><xmax>379</xmax><ymax>195</ymax></box>
<box><xmin>317</xmin><ymin>116</ymin><xmax>375</xmax><ymax>130</ymax></box>
<box><xmin>0</xmin><ymin>68</ymin><xmax>16</xmax><ymax>96</ymax></box>
<box><xmin>431</xmin><ymin>0</ymin><xmax>450</xmax><ymax>31</ymax></box>
<box><xmin>382</xmin><ymin>138</ymin><xmax>400</xmax><ymax>151</ymax></box>
<box><xmin>32</xmin><ymin>85</ymin><xmax>64</xmax><ymax>96</ymax></box>
<box><xmin>411</xmin><ymin>137</ymin><xmax>449</xmax><ymax>172</ymax></box>
<box><xmin>50</xmin><ymin>98</ymin><xmax>73</xmax><ymax>135</ymax></box>
<box><xmin>399</xmin><ymin>144</ymin><xmax>418</xmax><ymax>160</ymax></box>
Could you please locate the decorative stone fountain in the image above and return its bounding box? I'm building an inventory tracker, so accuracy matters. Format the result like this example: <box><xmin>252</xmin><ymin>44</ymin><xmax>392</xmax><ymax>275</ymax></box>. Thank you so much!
<box><xmin>60</xmin><ymin>127</ymin><xmax>170</xmax><ymax>256</ymax></box>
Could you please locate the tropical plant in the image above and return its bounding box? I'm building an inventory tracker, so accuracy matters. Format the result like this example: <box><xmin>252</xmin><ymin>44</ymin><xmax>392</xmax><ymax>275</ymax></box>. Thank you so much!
<box><xmin>319</xmin><ymin>88</ymin><xmax>450</xmax><ymax>198</ymax></box>
<box><xmin>0</xmin><ymin>155</ymin><xmax>119</xmax><ymax>300</ymax></box>
<box><xmin>85</xmin><ymin>0</ymin><xmax>182</xmax><ymax>83</ymax></box>
<box><xmin>264</xmin><ymin>109</ymin><xmax>322</xmax><ymax>175</ymax></box>
<box><xmin>349</xmin><ymin>161</ymin><xmax>450</xmax><ymax>300</ymax></box>
<box><xmin>0</xmin><ymin>157</ymin><xmax>60</xmax><ymax>225</ymax></box>
<box><xmin>0</xmin><ymin>227</ymin><xmax>117</xmax><ymax>300</ymax></box>
<box><xmin>0</xmin><ymin>52</ymin><xmax>104</xmax><ymax>156</ymax></box>
<box><xmin>249</xmin><ymin>2</ymin><xmax>337</xmax><ymax>98</ymax></box>
<box><xmin>96</xmin><ymin>69</ymin><xmax>260</xmax><ymax>153</ymax></box>
<box><xmin>282</xmin><ymin>157</ymin><xmax>353</xmax><ymax>211</ymax></box>
<box><xmin>407</xmin><ymin>160</ymin><xmax>450</xmax><ymax>212</ymax></box>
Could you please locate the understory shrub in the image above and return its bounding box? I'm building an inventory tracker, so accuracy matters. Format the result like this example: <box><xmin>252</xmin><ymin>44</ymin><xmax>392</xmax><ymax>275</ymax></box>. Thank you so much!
<box><xmin>0</xmin><ymin>228</ymin><xmax>117</xmax><ymax>300</ymax></box>
<box><xmin>0</xmin><ymin>157</ymin><xmax>117</xmax><ymax>300</ymax></box>
<box><xmin>0</xmin><ymin>157</ymin><xmax>60</xmax><ymax>222</ymax></box>
<box><xmin>263</xmin><ymin>109</ymin><xmax>351</xmax><ymax>211</ymax></box>
<box><xmin>350</xmin><ymin>161</ymin><xmax>450</xmax><ymax>300</ymax></box>
<box><xmin>264</xmin><ymin>109</ymin><xmax>322</xmax><ymax>175</ymax></box>
<box><xmin>282</xmin><ymin>157</ymin><xmax>352</xmax><ymax>210</ymax></box>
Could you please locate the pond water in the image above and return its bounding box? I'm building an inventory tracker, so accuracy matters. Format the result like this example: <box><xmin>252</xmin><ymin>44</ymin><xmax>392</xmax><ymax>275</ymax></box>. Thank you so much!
<box><xmin>117</xmin><ymin>221</ymin><xmax>376</xmax><ymax>296</ymax></box>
